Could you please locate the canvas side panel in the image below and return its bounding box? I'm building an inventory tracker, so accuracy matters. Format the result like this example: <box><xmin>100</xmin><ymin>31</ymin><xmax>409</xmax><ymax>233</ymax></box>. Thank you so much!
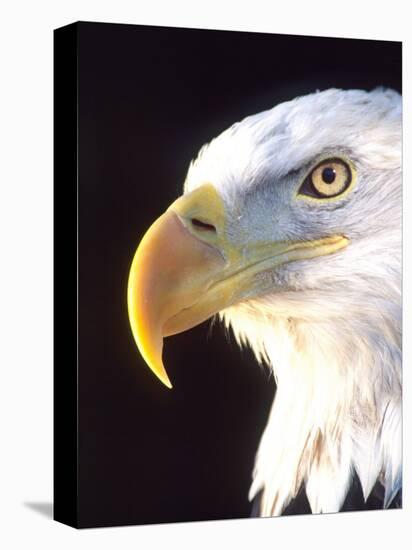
<box><xmin>53</xmin><ymin>22</ymin><xmax>79</xmax><ymax>528</ymax></box>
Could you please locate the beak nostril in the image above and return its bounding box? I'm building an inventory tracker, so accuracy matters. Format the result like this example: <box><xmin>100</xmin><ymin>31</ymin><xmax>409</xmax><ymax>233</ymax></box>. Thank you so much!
<box><xmin>190</xmin><ymin>218</ymin><xmax>217</xmax><ymax>233</ymax></box>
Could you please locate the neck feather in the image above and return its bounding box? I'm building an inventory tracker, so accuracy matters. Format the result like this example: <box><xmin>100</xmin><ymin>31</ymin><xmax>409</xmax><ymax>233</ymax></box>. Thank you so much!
<box><xmin>221</xmin><ymin>290</ymin><xmax>401</xmax><ymax>515</ymax></box>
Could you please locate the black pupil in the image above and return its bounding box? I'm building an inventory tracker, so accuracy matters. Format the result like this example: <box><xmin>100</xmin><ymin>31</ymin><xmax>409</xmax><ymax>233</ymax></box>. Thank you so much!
<box><xmin>322</xmin><ymin>167</ymin><xmax>336</xmax><ymax>184</ymax></box>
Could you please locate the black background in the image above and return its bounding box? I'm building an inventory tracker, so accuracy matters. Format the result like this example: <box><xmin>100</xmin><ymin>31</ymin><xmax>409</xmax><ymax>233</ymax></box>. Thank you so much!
<box><xmin>77</xmin><ymin>22</ymin><xmax>401</xmax><ymax>528</ymax></box>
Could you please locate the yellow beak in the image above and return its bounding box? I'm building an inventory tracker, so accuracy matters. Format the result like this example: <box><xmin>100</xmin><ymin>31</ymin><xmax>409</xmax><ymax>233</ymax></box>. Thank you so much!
<box><xmin>127</xmin><ymin>183</ymin><xmax>348</xmax><ymax>388</ymax></box>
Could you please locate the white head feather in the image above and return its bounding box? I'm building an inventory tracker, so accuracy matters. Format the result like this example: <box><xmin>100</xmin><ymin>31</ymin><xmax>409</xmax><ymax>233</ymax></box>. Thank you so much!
<box><xmin>184</xmin><ymin>88</ymin><xmax>402</xmax><ymax>515</ymax></box>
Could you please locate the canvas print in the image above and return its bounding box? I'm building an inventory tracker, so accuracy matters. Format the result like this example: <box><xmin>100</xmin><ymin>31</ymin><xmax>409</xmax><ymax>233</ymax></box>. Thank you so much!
<box><xmin>54</xmin><ymin>22</ymin><xmax>402</xmax><ymax>528</ymax></box>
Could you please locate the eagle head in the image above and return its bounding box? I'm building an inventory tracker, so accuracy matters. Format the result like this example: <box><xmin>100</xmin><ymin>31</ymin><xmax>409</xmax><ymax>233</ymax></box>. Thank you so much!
<box><xmin>127</xmin><ymin>88</ymin><xmax>402</xmax><ymax>515</ymax></box>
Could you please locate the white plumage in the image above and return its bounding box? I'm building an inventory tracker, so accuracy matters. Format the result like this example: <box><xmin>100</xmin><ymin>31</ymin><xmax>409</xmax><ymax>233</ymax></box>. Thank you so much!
<box><xmin>184</xmin><ymin>88</ymin><xmax>402</xmax><ymax>515</ymax></box>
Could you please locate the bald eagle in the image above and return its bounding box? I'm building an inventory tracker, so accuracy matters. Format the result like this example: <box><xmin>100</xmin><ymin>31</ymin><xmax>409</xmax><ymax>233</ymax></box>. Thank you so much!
<box><xmin>127</xmin><ymin>88</ymin><xmax>402</xmax><ymax>516</ymax></box>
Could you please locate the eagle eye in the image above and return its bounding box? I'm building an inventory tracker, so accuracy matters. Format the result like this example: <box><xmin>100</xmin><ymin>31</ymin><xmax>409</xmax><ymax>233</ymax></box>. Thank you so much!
<box><xmin>298</xmin><ymin>158</ymin><xmax>353</xmax><ymax>200</ymax></box>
